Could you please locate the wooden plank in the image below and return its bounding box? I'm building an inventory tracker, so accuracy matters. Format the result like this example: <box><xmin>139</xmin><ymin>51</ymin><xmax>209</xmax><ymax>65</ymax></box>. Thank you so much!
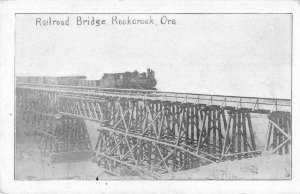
<box><xmin>139</xmin><ymin>139</ymin><xmax>144</xmax><ymax>162</ymax></box>
<box><xmin>171</xmin><ymin>105</ymin><xmax>176</xmax><ymax>141</ymax></box>
<box><xmin>213</xmin><ymin>109</ymin><xmax>217</xmax><ymax>155</ymax></box>
<box><xmin>191</xmin><ymin>106</ymin><xmax>195</xmax><ymax>146</ymax></box>
<box><xmin>237</xmin><ymin>112</ymin><xmax>242</xmax><ymax>159</ymax></box>
<box><xmin>221</xmin><ymin>114</ymin><xmax>231</xmax><ymax>157</ymax></box>
<box><xmin>196</xmin><ymin>106</ymin><xmax>200</xmax><ymax>143</ymax></box>
<box><xmin>242</xmin><ymin>112</ymin><xmax>248</xmax><ymax>154</ymax></box>
<box><xmin>221</xmin><ymin>110</ymin><xmax>227</xmax><ymax>134</ymax></box>
<box><xmin>166</xmin><ymin>105</ymin><xmax>171</xmax><ymax>139</ymax></box>
<box><xmin>278</xmin><ymin>116</ymin><xmax>283</xmax><ymax>155</ymax></box>
<box><xmin>155</xmin><ymin>103</ymin><xmax>159</xmax><ymax>137</ymax></box>
<box><xmin>172</xmin><ymin>149</ymin><xmax>177</xmax><ymax>171</ymax></box>
<box><xmin>185</xmin><ymin>107</ymin><xmax>189</xmax><ymax>145</ymax></box>
<box><xmin>246</xmin><ymin>113</ymin><xmax>256</xmax><ymax>151</ymax></box>
<box><xmin>199</xmin><ymin>110</ymin><xmax>207</xmax><ymax>149</ymax></box>
<box><xmin>272</xmin><ymin>139</ymin><xmax>290</xmax><ymax>154</ymax></box>
<box><xmin>269</xmin><ymin>119</ymin><xmax>290</xmax><ymax>139</ymax></box>
<box><xmin>283</xmin><ymin>114</ymin><xmax>289</xmax><ymax>154</ymax></box>
<box><xmin>231</xmin><ymin>113</ymin><xmax>236</xmax><ymax>159</ymax></box>
<box><xmin>207</xmin><ymin>110</ymin><xmax>211</xmax><ymax>154</ymax></box>
<box><xmin>218</xmin><ymin>108</ymin><xmax>222</xmax><ymax>154</ymax></box>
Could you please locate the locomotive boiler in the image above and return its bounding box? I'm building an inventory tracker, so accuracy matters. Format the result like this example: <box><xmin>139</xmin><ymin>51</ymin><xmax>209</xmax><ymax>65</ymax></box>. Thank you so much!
<box><xmin>100</xmin><ymin>69</ymin><xmax>156</xmax><ymax>89</ymax></box>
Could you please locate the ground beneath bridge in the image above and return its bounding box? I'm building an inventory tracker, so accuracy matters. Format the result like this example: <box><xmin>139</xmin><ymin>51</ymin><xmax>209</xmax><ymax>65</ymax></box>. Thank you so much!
<box><xmin>161</xmin><ymin>154</ymin><xmax>291</xmax><ymax>180</ymax></box>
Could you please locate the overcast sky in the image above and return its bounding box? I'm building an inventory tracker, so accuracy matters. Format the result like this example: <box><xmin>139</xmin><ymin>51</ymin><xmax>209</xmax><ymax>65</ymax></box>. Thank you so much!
<box><xmin>16</xmin><ymin>14</ymin><xmax>291</xmax><ymax>98</ymax></box>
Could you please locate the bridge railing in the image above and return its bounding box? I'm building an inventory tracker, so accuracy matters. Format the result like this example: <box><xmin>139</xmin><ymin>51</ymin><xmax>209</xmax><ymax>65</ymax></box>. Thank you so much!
<box><xmin>16</xmin><ymin>82</ymin><xmax>291</xmax><ymax>112</ymax></box>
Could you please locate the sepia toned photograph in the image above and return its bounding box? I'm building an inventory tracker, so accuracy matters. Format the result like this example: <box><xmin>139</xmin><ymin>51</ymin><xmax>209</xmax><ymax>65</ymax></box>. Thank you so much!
<box><xmin>15</xmin><ymin>13</ymin><xmax>292</xmax><ymax>181</ymax></box>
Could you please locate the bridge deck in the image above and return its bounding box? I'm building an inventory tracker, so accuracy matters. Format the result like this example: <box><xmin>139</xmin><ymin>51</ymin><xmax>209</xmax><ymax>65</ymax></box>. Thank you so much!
<box><xmin>16</xmin><ymin>82</ymin><xmax>291</xmax><ymax>113</ymax></box>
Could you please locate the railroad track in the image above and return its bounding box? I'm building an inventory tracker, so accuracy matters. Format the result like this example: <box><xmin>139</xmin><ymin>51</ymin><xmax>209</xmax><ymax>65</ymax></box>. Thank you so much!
<box><xmin>17</xmin><ymin>82</ymin><xmax>291</xmax><ymax>113</ymax></box>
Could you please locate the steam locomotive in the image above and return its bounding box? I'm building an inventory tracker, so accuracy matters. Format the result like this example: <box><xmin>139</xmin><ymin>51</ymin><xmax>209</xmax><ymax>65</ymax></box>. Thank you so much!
<box><xmin>16</xmin><ymin>69</ymin><xmax>157</xmax><ymax>90</ymax></box>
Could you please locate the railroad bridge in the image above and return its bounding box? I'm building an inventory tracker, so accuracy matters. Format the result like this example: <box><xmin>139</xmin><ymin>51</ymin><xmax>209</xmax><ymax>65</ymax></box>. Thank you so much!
<box><xmin>16</xmin><ymin>83</ymin><xmax>291</xmax><ymax>178</ymax></box>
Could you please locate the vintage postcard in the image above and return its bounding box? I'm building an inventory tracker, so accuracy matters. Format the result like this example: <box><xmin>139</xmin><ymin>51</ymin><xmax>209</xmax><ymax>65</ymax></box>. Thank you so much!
<box><xmin>0</xmin><ymin>1</ymin><xmax>300</xmax><ymax>194</ymax></box>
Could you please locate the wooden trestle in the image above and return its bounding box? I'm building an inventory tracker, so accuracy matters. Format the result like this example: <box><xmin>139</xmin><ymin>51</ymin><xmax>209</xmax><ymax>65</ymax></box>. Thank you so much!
<box><xmin>265</xmin><ymin>111</ymin><xmax>291</xmax><ymax>155</ymax></box>
<box><xmin>16</xmin><ymin>83</ymin><xmax>291</xmax><ymax>178</ymax></box>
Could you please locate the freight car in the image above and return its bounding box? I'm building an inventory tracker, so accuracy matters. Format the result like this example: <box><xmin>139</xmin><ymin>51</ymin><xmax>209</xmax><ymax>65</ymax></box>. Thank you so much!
<box><xmin>16</xmin><ymin>76</ymin><xmax>87</xmax><ymax>86</ymax></box>
<box><xmin>16</xmin><ymin>69</ymin><xmax>157</xmax><ymax>90</ymax></box>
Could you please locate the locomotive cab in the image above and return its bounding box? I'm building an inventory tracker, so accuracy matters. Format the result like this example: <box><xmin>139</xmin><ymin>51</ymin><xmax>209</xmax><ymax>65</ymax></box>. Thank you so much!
<box><xmin>147</xmin><ymin>68</ymin><xmax>155</xmax><ymax>78</ymax></box>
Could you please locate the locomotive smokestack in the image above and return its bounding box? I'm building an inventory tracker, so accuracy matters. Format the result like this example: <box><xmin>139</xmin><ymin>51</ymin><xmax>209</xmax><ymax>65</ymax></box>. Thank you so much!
<box><xmin>147</xmin><ymin>68</ymin><xmax>151</xmax><ymax>77</ymax></box>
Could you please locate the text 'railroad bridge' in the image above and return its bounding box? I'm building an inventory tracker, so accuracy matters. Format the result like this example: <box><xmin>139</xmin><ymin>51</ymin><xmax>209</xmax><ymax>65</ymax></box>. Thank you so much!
<box><xmin>16</xmin><ymin>83</ymin><xmax>291</xmax><ymax>178</ymax></box>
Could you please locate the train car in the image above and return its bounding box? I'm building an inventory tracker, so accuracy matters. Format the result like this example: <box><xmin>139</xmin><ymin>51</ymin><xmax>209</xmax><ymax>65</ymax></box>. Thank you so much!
<box><xmin>50</xmin><ymin>76</ymin><xmax>87</xmax><ymax>86</ymax></box>
<box><xmin>88</xmin><ymin>80</ymin><xmax>99</xmax><ymax>87</ymax></box>
<box><xmin>44</xmin><ymin>77</ymin><xmax>59</xmax><ymax>85</ymax></box>
<box><xmin>78</xmin><ymin>79</ymin><xmax>97</xmax><ymax>87</ymax></box>
<box><xmin>16</xmin><ymin>76</ymin><xmax>30</xmax><ymax>83</ymax></box>
<box><xmin>36</xmin><ymin>77</ymin><xmax>44</xmax><ymax>84</ymax></box>
<box><xmin>29</xmin><ymin>76</ymin><xmax>38</xmax><ymax>84</ymax></box>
